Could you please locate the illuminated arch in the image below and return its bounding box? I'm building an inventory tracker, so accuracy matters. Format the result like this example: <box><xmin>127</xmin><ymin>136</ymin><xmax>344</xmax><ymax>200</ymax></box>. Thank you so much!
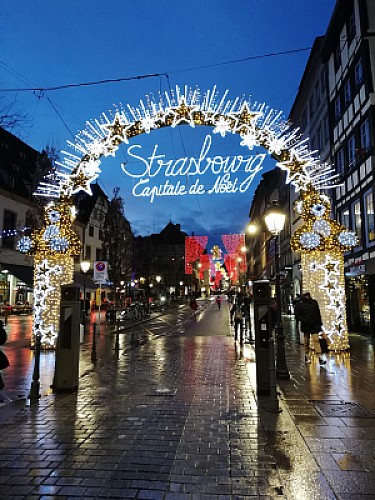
<box><xmin>19</xmin><ymin>86</ymin><xmax>356</xmax><ymax>350</ymax></box>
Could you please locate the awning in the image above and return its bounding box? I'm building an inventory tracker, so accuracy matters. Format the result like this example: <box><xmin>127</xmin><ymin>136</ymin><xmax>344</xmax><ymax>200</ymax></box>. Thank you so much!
<box><xmin>0</xmin><ymin>263</ymin><xmax>33</xmax><ymax>287</ymax></box>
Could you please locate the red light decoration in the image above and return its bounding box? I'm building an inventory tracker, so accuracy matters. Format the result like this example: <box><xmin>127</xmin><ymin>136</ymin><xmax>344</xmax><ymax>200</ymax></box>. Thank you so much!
<box><xmin>185</xmin><ymin>236</ymin><xmax>208</xmax><ymax>274</ymax></box>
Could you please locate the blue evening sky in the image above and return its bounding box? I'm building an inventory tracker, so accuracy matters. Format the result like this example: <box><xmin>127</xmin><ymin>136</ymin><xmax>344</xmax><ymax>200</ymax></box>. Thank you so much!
<box><xmin>1</xmin><ymin>0</ymin><xmax>336</xmax><ymax>237</ymax></box>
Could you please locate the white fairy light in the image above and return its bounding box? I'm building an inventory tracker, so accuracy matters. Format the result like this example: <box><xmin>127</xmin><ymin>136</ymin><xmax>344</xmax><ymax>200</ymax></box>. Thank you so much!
<box><xmin>50</xmin><ymin>237</ymin><xmax>69</xmax><ymax>252</ymax></box>
<box><xmin>313</xmin><ymin>219</ymin><xmax>331</xmax><ymax>237</ymax></box>
<box><xmin>300</xmin><ymin>232</ymin><xmax>321</xmax><ymax>249</ymax></box>
<box><xmin>17</xmin><ymin>236</ymin><xmax>32</xmax><ymax>253</ymax></box>
<box><xmin>337</xmin><ymin>231</ymin><xmax>357</xmax><ymax>247</ymax></box>
<box><xmin>34</xmin><ymin>86</ymin><xmax>337</xmax><ymax>199</ymax></box>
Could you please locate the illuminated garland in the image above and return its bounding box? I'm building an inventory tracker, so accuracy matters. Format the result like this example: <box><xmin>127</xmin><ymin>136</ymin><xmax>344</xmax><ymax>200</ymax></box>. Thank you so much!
<box><xmin>27</xmin><ymin>86</ymin><xmax>355</xmax><ymax>351</ymax></box>
<box><xmin>34</xmin><ymin>86</ymin><xmax>339</xmax><ymax>200</ymax></box>
<box><xmin>17</xmin><ymin>197</ymin><xmax>81</xmax><ymax>349</ymax></box>
<box><xmin>185</xmin><ymin>235</ymin><xmax>208</xmax><ymax>274</ymax></box>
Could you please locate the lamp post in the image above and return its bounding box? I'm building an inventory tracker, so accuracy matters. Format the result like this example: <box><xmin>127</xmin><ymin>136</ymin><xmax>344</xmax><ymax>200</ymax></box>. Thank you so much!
<box><xmin>264</xmin><ymin>201</ymin><xmax>290</xmax><ymax>380</ymax></box>
<box><xmin>80</xmin><ymin>260</ymin><xmax>90</xmax><ymax>332</ymax></box>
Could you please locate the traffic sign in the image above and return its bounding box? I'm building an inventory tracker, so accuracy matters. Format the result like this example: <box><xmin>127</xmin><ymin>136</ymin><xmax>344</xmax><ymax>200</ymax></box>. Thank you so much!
<box><xmin>94</xmin><ymin>261</ymin><xmax>108</xmax><ymax>283</ymax></box>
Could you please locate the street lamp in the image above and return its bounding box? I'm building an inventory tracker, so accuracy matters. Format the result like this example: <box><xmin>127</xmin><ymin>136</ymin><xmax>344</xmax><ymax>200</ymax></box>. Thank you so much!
<box><xmin>264</xmin><ymin>201</ymin><xmax>290</xmax><ymax>380</ymax></box>
<box><xmin>80</xmin><ymin>260</ymin><xmax>90</xmax><ymax>331</ymax></box>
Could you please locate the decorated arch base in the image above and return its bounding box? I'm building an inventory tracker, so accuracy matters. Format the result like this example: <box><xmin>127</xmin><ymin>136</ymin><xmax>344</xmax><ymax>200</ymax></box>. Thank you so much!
<box><xmin>18</xmin><ymin>86</ymin><xmax>356</xmax><ymax>350</ymax></box>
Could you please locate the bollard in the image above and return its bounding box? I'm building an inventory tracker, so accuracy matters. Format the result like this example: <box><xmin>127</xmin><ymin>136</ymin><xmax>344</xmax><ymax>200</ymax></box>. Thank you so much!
<box><xmin>91</xmin><ymin>323</ymin><xmax>97</xmax><ymax>363</ymax></box>
<box><xmin>28</xmin><ymin>334</ymin><xmax>41</xmax><ymax>400</ymax></box>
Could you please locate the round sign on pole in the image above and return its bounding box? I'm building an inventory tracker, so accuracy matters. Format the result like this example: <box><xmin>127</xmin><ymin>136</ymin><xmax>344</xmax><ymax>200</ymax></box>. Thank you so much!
<box><xmin>94</xmin><ymin>261</ymin><xmax>108</xmax><ymax>282</ymax></box>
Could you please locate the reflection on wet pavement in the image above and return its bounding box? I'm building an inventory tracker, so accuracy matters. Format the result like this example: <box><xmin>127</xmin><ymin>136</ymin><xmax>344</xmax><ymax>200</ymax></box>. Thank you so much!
<box><xmin>1</xmin><ymin>304</ymin><xmax>375</xmax><ymax>498</ymax></box>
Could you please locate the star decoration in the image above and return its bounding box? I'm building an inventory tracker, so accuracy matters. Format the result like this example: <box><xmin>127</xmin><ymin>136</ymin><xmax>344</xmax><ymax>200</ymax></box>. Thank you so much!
<box><xmin>70</xmin><ymin>164</ymin><xmax>97</xmax><ymax>195</ymax></box>
<box><xmin>325</xmin><ymin>259</ymin><xmax>339</xmax><ymax>274</ymax></box>
<box><xmin>169</xmin><ymin>99</ymin><xmax>198</xmax><ymax>128</ymax></box>
<box><xmin>102</xmin><ymin>115</ymin><xmax>129</xmax><ymax>145</ymax></box>
<box><xmin>231</xmin><ymin>103</ymin><xmax>261</xmax><ymax>133</ymax></box>
<box><xmin>322</xmin><ymin>280</ymin><xmax>336</xmax><ymax>291</ymax></box>
<box><xmin>276</xmin><ymin>148</ymin><xmax>309</xmax><ymax>185</ymax></box>
<box><xmin>289</xmin><ymin>172</ymin><xmax>312</xmax><ymax>192</ymax></box>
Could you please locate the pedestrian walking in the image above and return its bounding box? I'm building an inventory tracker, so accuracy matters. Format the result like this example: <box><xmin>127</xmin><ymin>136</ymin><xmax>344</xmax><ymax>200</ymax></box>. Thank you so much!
<box><xmin>242</xmin><ymin>293</ymin><xmax>252</xmax><ymax>341</ymax></box>
<box><xmin>190</xmin><ymin>297</ymin><xmax>199</xmax><ymax>319</ymax></box>
<box><xmin>0</xmin><ymin>320</ymin><xmax>9</xmax><ymax>390</ymax></box>
<box><xmin>296</xmin><ymin>292</ymin><xmax>326</xmax><ymax>364</ymax></box>
<box><xmin>231</xmin><ymin>301</ymin><xmax>244</xmax><ymax>344</ymax></box>
<box><xmin>3</xmin><ymin>301</ymin><xmax>11</xmax><ymax>325</ymax></box>
<box><xmin>216</xmin><ymin>295</ymin><xmax>221</xmax><ymax>310</ymax></box>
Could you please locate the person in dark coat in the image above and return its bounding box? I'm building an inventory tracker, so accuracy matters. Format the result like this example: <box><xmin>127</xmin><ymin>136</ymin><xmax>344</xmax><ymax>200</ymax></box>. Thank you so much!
<box><xmin>297</xmin><ymin>292</ymin><xmax>326</xmax><ymax>364</ymax></box>
<box><xmin>231</xmin><ymin>301</ymin><xmax>244</xmax><ymax>344</ymax></box>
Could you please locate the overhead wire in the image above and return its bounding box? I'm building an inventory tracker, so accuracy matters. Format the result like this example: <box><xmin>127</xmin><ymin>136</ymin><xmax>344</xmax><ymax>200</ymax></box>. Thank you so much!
<box><xmin>0</xmin><ymin>47</ymin><xmax>313</xmax><ymax>93</ymax></box>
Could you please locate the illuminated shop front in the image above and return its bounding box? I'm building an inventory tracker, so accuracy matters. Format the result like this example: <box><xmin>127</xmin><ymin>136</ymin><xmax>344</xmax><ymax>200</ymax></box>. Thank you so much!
<box><xmin>346</xmin><ymin>259</ymin><xmax>375</xmax><ymax>335</ymax></box>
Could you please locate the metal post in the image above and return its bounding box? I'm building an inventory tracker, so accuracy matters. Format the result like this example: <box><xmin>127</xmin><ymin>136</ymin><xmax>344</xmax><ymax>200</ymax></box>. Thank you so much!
<box><xmin>115</xmin><ymin>319</ymin><xmax>120</xmax><ymax>353</ymax></box>
<box><xmin>274</xmin><ymin>235</ymin><xmax>290</xmax><ymax>380</ymax></box>
<box><xmin>98</xmin><ymin>283</ymin><xmax>101</xmax><ymax>335</ymax></box>
<box><xmin>91</xmin><ymin>322</ymin><xmax>97</xmax><ymax>363</ymax></box>
<box><xmin>28</xmin><ymin>334</ymin><xmax>41</xmax><ymax>400</ymax></box>
<box><xmin>83</xmin><ymin>271</ymin><xmax>86</xmax><ymax>334</ymax></box>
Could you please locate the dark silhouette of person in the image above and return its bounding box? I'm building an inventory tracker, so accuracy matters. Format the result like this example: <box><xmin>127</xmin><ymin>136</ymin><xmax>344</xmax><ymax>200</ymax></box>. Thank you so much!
<box><xmin>296</xmin><ymin>292</ymin><xmax>326</xmax><ymax>364</ymax></box>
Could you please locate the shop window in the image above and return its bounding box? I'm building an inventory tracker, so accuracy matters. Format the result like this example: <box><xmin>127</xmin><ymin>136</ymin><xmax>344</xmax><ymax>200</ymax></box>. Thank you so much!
<box><xmin>352</xmin><ymin>200</ymin><xmax>362</xmax><ymax>246</ymax></box>
<box><xmin>365</xmin><ymin>190</ymin><xmax>375</xmax><ymax>244</ymax></box>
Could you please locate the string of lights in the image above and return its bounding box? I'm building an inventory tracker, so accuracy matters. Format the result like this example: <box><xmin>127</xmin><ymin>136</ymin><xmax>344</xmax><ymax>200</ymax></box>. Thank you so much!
<box><xmin>0</xmin><ymin>227</ymin><xmax>31</xmax><ymax>238</ymax></box>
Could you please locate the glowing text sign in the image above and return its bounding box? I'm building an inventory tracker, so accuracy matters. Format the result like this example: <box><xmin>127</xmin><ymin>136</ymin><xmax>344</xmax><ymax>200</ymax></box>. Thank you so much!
<box><xmin>121</xmin><ymin>135</ymin><xmax>265</xmax><ymax>203</ymax></box>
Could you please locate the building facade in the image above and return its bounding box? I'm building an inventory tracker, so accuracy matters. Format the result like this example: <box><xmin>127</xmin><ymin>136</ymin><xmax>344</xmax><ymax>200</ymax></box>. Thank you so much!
<box><xmin>133</xmin><ymin>222</ymin><xmax>187</xmax><ymax>300</ymax></box>
<box><xmin>321</xmin><ymin>0</ymin><xmax>375</xmax><ymax>334</ymax></box>
<box><xmin>0</xmin><ymin>126</ymin><xmax>46</xmax><ymax>308</ymax></box>
<box><xmin>247</xmin><ymin>168</ymin><xmax>293</xmax><ymax>313</ymax></box>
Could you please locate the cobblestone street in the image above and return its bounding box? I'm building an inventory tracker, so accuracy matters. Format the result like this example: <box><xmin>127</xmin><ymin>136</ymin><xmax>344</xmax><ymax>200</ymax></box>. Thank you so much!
<box><xmin>1</xmin><ymin>299</ymin><xmax>375</xmax><ymax>498</ymax></box>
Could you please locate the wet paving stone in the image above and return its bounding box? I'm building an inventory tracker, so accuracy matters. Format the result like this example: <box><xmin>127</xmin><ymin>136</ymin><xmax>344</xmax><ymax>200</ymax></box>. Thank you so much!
<box><xmin>2</xmin><ymin>305</ymin><xmax>375</xmax><ymax>497</ymax></box>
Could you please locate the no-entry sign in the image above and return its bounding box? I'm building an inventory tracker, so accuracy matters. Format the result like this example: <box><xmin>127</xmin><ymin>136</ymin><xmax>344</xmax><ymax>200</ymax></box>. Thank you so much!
<box><xmin>94</xmin><ymin>261</ymin><xmax>108</xmax><ymax>283</ymax></box>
